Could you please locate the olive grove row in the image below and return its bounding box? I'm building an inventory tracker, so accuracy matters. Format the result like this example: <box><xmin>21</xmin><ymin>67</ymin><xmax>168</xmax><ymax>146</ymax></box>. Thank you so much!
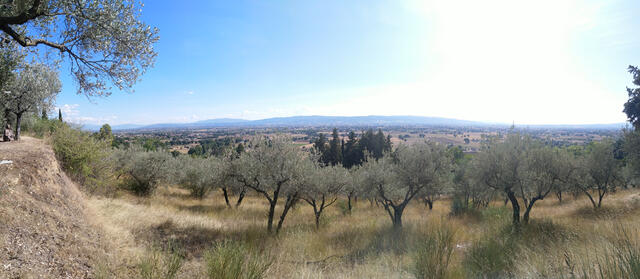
<box><xmin>112</xmin><ymin>133</ymin><xmax>625</xmax><ymax>233</ymax></box>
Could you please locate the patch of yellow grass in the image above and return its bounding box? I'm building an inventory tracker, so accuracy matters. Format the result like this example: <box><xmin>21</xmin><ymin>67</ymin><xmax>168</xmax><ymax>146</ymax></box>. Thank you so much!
<box><xmin>85</xmin><ymin>186</ymin><xmax>640</xmax><ymax>278</ymax></box>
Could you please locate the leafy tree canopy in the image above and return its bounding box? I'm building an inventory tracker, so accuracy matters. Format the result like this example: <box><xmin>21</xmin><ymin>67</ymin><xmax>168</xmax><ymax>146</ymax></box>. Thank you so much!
<box><xmin>624</xmin><ymin>65</ymin><xmax>640</xmax><ymax>128</ymax></box>
<box><xmin>0</xmin><ymin>0</ymin><xmax>159</xmax><ymax>97</ymax></box>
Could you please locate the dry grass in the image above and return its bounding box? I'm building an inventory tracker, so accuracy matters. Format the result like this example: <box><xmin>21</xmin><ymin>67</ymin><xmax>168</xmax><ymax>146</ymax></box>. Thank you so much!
<box><xmin>11</xmin><ymin>136</ymin><xmax>640</xmax><ymax>278</ymax></box>
<box><xmin>85</xmin><ymin>185</ymin><xmax>640</xmax><ymax>278</ymax></box>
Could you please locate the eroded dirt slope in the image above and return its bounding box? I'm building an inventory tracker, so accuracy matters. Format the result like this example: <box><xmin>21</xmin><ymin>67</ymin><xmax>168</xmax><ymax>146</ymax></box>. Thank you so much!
<box><xmin>0</xmin><ymin>137</ymin><xmax>106</xmax><ymax>278</ymax></box>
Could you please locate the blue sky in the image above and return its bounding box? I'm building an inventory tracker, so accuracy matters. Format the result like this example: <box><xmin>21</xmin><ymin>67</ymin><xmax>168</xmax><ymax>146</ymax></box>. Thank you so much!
<box><xmin>55</xmin><ymin>0</ymin><xmax>640</xmax><ymax>125</ymax></box>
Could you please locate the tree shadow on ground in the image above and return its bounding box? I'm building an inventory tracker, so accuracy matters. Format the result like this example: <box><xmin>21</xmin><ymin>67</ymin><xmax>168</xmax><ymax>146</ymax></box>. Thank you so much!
<box><xmin>176</xmin><ymin>204</ymin><xmax>229</xmax><ymax>214</ymax></box>
<box><xmin>571</xmin><ymin>202</ymin><xmax>640</xmax><ymax>220</ymax></box>
<box><xmin>134</xmin><ymin>219</ymin><xmax>270</xmax><ymax>259</ymax></box>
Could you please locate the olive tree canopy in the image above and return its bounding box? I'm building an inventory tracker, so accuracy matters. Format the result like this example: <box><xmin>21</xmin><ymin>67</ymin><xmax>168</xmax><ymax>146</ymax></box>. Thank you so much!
<box><xmin>472</xmin><ymin>134</ymin><xmax>529</xmax><ymax>226</ymax></box>
<box><xmin>300</xmin><ymin>161</ymin><xmax>349</xmax><ymax>229</ymax></box>
<box><xmin>173</xmin><ymin>156</ymin><xmax>222</xmax><ymax>199</ymax></box>
<box><xmin>519</xmin><ymin>146</ymin><xmax>572</xmax><ymax>223</ymax></box>
<box><xmin>234</xmin><ymin>136</ymin><xmax>306</xmax><ymax>233</ymax></box>
<box><xmin>112</xmin><ymin>146</ymin><xmax>172</xmax><ymax>196</ymax></box>
<box><xmin>360</xmin><ymin>141</ymin><xmax>450</xmax><ymax>229</ymax></box>
<box><xmin>0</xmin><ymin>0</ymin><xmax>159</xmax><ymax>97</ymax></box>
<box><xmin>2</xmin><ymin>62</ymin><xmax>60</xmax><ymax>139</ymax></box>
<box><xmin>575</xmin><ymin>141</ymin><xmax>621</xmax><ymax>208</ymax></box>
<box><xmin>473</xmin><ymin>134</ymin><xmax>576</xmax><ymax>225</ymax></box>
<box><xmin>0</xmin><ymin>41</ymin><xmax>22</xmax><ymax>89</ymax></box>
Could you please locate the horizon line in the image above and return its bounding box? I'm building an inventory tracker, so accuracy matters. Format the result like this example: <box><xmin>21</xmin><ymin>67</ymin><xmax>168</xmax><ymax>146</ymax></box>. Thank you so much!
<box><xmin>71</xmin><ymin>114</ymin><xmax>629</xmax><ymax>129</ymax></box>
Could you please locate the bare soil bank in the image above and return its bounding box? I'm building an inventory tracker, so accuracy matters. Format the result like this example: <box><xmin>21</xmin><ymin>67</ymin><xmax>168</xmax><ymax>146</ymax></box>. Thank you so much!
<box><xmin>0</xmin><ymin>137</ymin><xmax>107</xmax><ymax>278</ymax></box>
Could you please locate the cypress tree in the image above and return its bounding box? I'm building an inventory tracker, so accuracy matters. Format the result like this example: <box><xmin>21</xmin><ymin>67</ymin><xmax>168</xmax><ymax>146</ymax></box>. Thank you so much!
<box><xmin>58</xmin><ymin>109</ymin><xmax>62</xmax><ymax>122</ymax></box>
<box><xmin>313</xmin><ymin>133</ymin><xmax>329</xmax><ymax>164</ymax></box>
<box><xmin>373</xmin><ymin>129</ymin><xmax>386</xmax><ymax>159</ymax></box>
<box><xmin>343</xmin><ymin>131</ymin><xmax>362</xmax><ymax>168</ymax></box>
<box><xmin>360</xmin><ymin>129</ymin><xmax>374</xmax><ymax>156</ymax></box>
<box><xmin>328</xmin><ymin>128</ymin><xmax>343</xmax><ymax>166</ymax></box>
<box><xmin>341</xmin><ymin>138</ymin><xmax>345</xmax><ymax>163</ymax></box>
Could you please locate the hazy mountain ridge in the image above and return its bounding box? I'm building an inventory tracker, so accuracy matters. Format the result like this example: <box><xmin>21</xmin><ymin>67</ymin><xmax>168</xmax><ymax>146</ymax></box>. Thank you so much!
<box><xmin>80</xmin><ymin>115</ymin><xmax>626</xmax><ymax>131</ymax></box>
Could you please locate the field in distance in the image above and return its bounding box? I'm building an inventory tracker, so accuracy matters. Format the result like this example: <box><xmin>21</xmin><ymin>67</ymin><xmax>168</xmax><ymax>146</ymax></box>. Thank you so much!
<box><xmin>113</xmin><ymin>125</ymin><xmax>618</xmax><ymax>155</ymax></box>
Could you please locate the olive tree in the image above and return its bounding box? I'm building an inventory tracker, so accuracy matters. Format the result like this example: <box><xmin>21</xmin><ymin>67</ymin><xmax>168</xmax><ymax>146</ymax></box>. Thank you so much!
<box><xmin>0</xmin><ymin>41</ymin><xmax>21</xmax><ymax>88</ymax></box>
<box><xmin>474</xmin><ymin>134</ymin><xmax>579</xmax><ymax>225</ymax></box>
<box><xmin>300</xmin><ymin>161</ymin><xmax>349</xmax><ymax>229</ymax></box>
<box><xmin>343</xmin><ymin>167</ymin><xmax>361</xmax><ymax>214</ymax></box>
<box><xmin>0</xmin><ymin>0</ymin><xmax>159</xmax><ymax>97</ymax></box>
<box><xmin>0</xmin><ymin>43</ymin><xmax>21</xmax><ymax>136</ymax></box>
<box><xmin>220</xmin><ymin>154</ymin><xmax>249</xmax><ymax>208</ymax></box>
<box><xmin>360</xmin><ymin>142</ymin><xmax>450</xmax><ymax>230</ymax></box>
<box><xmin>2</xmin><ymin>63</ymin><xmax>60</xmax><ymax>140</ymax></box>
<box><xmin>233</xmin><ymin>136</ymin><xmax>305</xmax><ymax>234</ymax></box>
<box><xmin>112</xmin><ymin>146</ymin><xmax>172</xmax><ymax>196</ymax></box>
<box><xmin>574</xmin><ymin>141</ymin><xmax>621</xmax><ymax>208</ymax></box>
<box><xmin>359</xmin><ymin>156</ymin><xmax>397</xmax><ymax>224</ymax></box>
<box><xmin>472</xmin><ymin>134</ymin><xmax>529</xmax><ymax>226</ymax></box>
<box><xmin>174</xmin><ymin>156</ymin><xmax>221</xmax><ymax>199</ymax></box>
<box><xmin>452</xmin><ymin>160</ymin><xmax>493</xmax><ymax>210</ymax></box>
<box><xmin>519</xmin><ymin>146</ymin><xmax>572</xmax><ymax>223</ymax></box>
<box><xmin>394</xmin><ymin>142</ymin><xmax>451</xmax><ymax>213</ymax></box>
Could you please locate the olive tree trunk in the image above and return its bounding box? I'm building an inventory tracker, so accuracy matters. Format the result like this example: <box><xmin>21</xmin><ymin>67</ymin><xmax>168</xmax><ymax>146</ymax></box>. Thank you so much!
<box><xmin>14</xmin><ymin>112</ymin><xmax>22</xmax><ymax>141</ymax></box>
<box><xmin>506</xmin><ymin>190</ymin><xmax>520</xmax><ymax>227</ymax></box>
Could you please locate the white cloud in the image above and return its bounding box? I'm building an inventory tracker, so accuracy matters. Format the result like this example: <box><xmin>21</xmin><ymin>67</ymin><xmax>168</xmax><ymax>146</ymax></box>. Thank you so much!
<box><xmin>56</xmin><ymin>104</ymin><xmax>80</xmax><ymax>118</ymax></box>
<box><xmin>55</xmin><ymin>104</ymin><xmax>117</xmax><ymax>125</ymax></box>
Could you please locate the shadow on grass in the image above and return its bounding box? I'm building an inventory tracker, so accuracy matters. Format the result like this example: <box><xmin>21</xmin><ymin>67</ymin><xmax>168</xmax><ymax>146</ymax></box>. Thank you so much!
<box><xmin>134</xmin><ymin>219</ymin><xmax>271</xmax><ymax>259</ymax></box>
<box><xmin>571</xmin><ymin>202</ymin><xmax>640</xmax><ymax>220</ymax></box>
<box><xmin>176</xmin><ymin>204</ymin><xmax>229</xmax><ymax>214</ymax></box>
<box><xmin>322</xmin><ymin>225</ymin><xmax>418</xmax><ymax>266</ymax></box>
<box><xmin>463</xmin><ymin>218</ymin><xmax>576</xmax><ymax>278</ymax></box>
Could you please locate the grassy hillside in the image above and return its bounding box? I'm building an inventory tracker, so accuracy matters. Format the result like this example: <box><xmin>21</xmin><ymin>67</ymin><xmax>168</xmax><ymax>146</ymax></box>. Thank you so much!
<box><xmin>88</xmin><ymin>185</ymin><xmax>640</xmax><ymax>278</ymax></box>
<box><xmin>4</xmin><ymin>129</ymin><xmax>640</xmax><ymax>278</ymax></box>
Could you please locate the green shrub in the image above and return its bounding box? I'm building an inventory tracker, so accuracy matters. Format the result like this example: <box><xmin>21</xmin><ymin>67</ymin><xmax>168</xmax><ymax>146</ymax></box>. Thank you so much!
<box><xmin>51</xmin><ymin>123</ymin><xmax>115</xmax><ymax>194</ymax></box>
<box><xmin>463</xmin><ymin>219</ymin><xmax>571</xmax><ymax>278</ymax></box>
<box><xmin>21</xmin><ymin>116</ymin><xmax>61</xmax><ymax>139</ymax></box>
<box><xmin>449</xmin><ymin>196</ymin><xmax>466</xmax><ymax>216</ymax></box>
<box><xmin>412</xmin><ymin>225</ymin><xmax>456</xmax><ymax>279</ymax></box>
<box><xmin>463</xmin><ymin>234</ymin><xmax>516</xmax><ymax>277</ymax></box>
<box><xmin>450</xmin><ymin>196</ymin><xmax>482</xmax><ymax>220</ymax></box>
<box><xmin>204</xmin><ymin>241</ymin><xmax>271</xmax><ymax>279</ymax></box>
<box><xmin>336</xmin><ymin>199</ymin><xmax>351</xmax><ymax>215</ymax></box>
<box><xmin>138</xmin><ymin>245</ymin><xmax>183</xmax><ymax>279</ymax></box>
<box><xmin>112</xmin><ymin>146</ymin><xmax>173</xmax><ymax>196</ymax></box>
<box><xmin>481</xmin><ymin>206</ymin><xmax>511</xmax><ymax>224</ymax></box>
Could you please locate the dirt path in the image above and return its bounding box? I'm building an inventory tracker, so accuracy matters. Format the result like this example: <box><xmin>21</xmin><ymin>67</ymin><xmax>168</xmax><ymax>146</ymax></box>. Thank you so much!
<box><xmin>0</xmin><ymin>137</ymin><xmax>108</xmax><ymax>278</ymax></box>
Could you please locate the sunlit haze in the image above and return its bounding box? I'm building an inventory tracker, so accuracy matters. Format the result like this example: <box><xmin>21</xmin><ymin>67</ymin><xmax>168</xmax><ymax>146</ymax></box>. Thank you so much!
<box><xmin>55</xmin><ymin>0</ymin><xmax>640</xmax><ymax>125</ymax></box>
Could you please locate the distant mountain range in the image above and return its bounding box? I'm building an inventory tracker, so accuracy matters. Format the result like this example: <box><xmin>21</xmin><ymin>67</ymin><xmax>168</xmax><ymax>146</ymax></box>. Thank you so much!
<box><xmin>79</xmin><ymin>115</ymin><xmax>627</xmax><ymax>131</ymax></box>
